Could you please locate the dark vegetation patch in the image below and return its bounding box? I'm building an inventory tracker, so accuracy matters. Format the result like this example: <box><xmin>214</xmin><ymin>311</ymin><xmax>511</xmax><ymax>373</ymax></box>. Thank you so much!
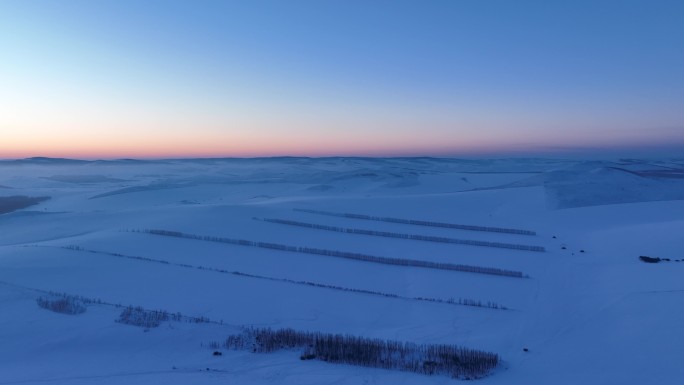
<box><xmin>224</xmin><ymin>328</ymin><xmax>499</xmax><ymax>380</ymax></box>
<box><xmin>638</xmin><ymin>255</ymin><xmax>679</xmax><ymax>263</ymax></box>
<box><xmin>294</xmin><ymin>208</ymin><xmax>537</xmax><ymax>235</ymax></box>
<box><xmin>140</xmin><ymin>229</ymin><xmax>527</xmax><ymax>278</ymax></box>
<box><xmin>28</xmin><ymin>284</ymin><xmax>213</xmax><ymax>325</ymax></box>
<box><xmin>116</xmin><ymin>306</ymin><xmax>180</xmax><ymax>328</ymax></box>
<box><xmin>260</xmin><ymin>218</ymin><xmax>546</xmax><ymax>252</ymax></box>
<box><xmin>36</xmin><ymin>294</ymin><xmax>87</xmax><ymax>315</ymax></box>
<box><xmin>0</xmin><ymin>195</ymin><xmax>50</xmax><ymax>214</ymax></box>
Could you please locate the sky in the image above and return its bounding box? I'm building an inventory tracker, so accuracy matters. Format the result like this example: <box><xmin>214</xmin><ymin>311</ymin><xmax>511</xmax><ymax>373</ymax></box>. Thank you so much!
<box><xmin>1</xmin><ymin>0</ymin><xmax>683</xmax><ymax>159</ymax></box>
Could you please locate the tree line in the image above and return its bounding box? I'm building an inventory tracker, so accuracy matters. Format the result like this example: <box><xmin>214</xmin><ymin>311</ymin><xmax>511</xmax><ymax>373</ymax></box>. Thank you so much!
<box><xmin>260</xmin><ymin>218</ymin><xmax>546</xmax><ymax>252</ymax></box>
<box><xmin>134</xmin><ymin>229</ymin><xmax>527</xmax><ymax>278</ymax></box>
<box><xmin>117</xmin><ymin>306</ymin><xmax>173</xmax><ymax>328</ymax></box>
<box><xmin>32</xmin><ymin>278</ymin><xmax>214</xmax><ymax>326</ymax></box>
<box><xmin>294</xmin><ymin>207</ymin><xmax>537</xmax><ymax>235</ymax></box>
<box><xmin>225</xmin><ymin>327</ymin><xmax>499</xmax><ymax>380</ymax></box>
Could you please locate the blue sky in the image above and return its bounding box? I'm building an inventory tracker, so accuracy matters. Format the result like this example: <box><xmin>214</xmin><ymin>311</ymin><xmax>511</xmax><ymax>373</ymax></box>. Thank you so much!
<box><xmin>1</xmin><ymin>0</ymin><xmax>683</xmax><ymax>158</ymax></box>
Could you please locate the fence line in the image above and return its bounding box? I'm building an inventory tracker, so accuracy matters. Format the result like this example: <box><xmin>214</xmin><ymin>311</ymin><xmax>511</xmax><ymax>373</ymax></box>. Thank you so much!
<box><xmin>62</xmin><ymin>245</ymin><xmax>509</xmax><ymax>310</ymax></box>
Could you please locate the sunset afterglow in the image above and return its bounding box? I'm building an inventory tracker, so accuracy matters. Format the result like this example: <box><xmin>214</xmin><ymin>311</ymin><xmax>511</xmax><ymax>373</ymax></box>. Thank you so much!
<box><xmin>1</xmin><ymin>1</ymin><xmax>683</xmax><ymax>158</ymax></box>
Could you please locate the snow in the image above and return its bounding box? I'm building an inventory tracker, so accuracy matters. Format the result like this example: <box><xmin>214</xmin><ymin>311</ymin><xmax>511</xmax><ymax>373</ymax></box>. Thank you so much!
<box><xmin>0</xmin><ymin>157</ymin><xmax>683</xmax><ymax>384</ymax></box>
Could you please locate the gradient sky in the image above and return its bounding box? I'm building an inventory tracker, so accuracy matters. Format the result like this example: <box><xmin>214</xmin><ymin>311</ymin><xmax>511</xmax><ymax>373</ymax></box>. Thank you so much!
<box><xmin>1</xmin><ymin>0</ymin><xmax>683</xmax><ymax>158</ymax></box>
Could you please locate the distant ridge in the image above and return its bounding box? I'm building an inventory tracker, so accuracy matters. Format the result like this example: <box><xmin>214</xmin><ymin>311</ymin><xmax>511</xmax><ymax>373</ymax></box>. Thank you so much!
<box><xmin>0</xmin><ymin>157</ymin><xmax>168</xmax><ymax>165</ymax></box>
<box><xmin>2</xmin><ymin>157</ymin><xmax>88</xmax><ymax>165</ymax></box>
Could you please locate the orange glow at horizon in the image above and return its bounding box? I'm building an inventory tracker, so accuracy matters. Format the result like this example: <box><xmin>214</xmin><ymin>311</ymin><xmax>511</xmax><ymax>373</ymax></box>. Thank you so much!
<box><xmin>3</xmin><ymin>124</ymin><xmax>682</xmax><ymax>159</ymax></box>
<box><xmin>3</xmin><ymin>101</ymin><xmax>682</xmax><ymax>160</ymax></box>
<box><xmin>0</xmin><ymin>135</ymin><xmax>502</xmax><ymax>159</ymax></box>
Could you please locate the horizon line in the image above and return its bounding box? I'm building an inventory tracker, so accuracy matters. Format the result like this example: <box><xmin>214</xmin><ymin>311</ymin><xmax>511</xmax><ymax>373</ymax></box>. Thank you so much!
<box><xmin>1</xmin><ymin>154</ymin><xmax>680</xmax><ymax>163</ymax></box>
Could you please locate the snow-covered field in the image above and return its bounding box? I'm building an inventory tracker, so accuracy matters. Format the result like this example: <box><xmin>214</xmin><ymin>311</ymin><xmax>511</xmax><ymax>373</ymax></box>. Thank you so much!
<box><xmin>1</xmin><ymin>157</ymin><xmax>683</xmax><ymax>384</ymax></box>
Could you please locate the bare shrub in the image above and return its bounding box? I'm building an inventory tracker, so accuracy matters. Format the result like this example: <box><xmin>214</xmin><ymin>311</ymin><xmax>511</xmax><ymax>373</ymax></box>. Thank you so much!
<box><xmin>116</xmin><ymin>305</ymin><xmax>209</xmax><ymax>328</ymax></box>
<box><xmin>116</xmin><ymin>306</ymin><xmax>173</xmax><ymax>328</ymax></box>
<box><xmin>639</xmin><ymin>255</ymin><xmax>661</xmax><ymax>263</ymax></box>
<box><xmin>37</xmin><ymin>295</ymin><xmax>86</xmax><ymax>315</ymax></box>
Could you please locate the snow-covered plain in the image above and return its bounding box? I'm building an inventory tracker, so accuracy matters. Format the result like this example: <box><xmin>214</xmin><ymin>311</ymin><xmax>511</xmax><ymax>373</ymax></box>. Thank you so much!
<box><xmin>1</xmin><ymin>157</ymin><xmax>683</xmax><ymax>384</ymax></box>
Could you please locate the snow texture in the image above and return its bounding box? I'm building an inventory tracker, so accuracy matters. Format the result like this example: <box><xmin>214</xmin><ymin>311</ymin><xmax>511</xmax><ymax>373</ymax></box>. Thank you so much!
<box><xmin>1</xmin><ymin>157</ymin><xmax>683</xmax><ymax>384</ymax></box>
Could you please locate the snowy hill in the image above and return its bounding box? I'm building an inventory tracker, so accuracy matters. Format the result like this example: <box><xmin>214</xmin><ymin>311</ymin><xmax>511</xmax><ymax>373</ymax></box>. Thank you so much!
<box><xmin>0</xmin><ymin>157</ymin><xmax>683</xmax><ymax>384</ymax></box>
